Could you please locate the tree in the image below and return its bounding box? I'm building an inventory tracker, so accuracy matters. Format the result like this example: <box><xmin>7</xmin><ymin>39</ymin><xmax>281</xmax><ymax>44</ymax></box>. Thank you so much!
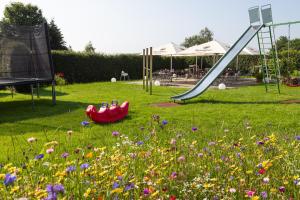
<box><xmin>1</xmin><ymin>2</ymin><xmax>68</xmax><ymax>50</ymax></box>
<box><xmin>2</xmin><ymin>2</ymin><xmax>44</xmax><ymax>26</ymax></box>
<box><xmin>84</xmin><ymin>41</ymin><xmax>96</xmax><ymax>53</ymax></box>
<box><xmin>182</xmin><ymin>27</ymin><xmax>214</xmax><ymax>48</ymax></box>
<box><xmin>276</xmin><ymin>36</ymin><xmax>300</xmax><ymax>51</ymax></box>
<box><xmin>48</xmin><ymin>19</ymin><xmax>67</xmax><ymax>50</ymax></box>
<box><xmin>276</xmin><ymin>36</ymin><xmax>289</xmax><ymax>51</ymax></box>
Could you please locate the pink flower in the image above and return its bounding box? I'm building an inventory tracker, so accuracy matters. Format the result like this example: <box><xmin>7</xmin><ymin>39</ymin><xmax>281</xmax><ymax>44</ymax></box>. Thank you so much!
<box><xmin>112</xmin><ymin>131</ymin><xmax>120</xmax><ymax>137</ymax></box>
<box><xmin>170</xmin><ymin>172</ymin><xmax>177</xmax><ymax>180</ymax></box>
<box><xmin>46</xmin><ymin>148</ymin><xmax>54</xmax><ymax>154</ymax></box>
<box><xmin>246</xmin><ymin>190</ymin><xmax>255</xmax><ymax>197</ymax></box>
<box><xmin>170</xmin><ymin>138</ymin><xmax>176</xmax><ymax>145</ymax></box>
<box><xmin>178</xmin><ymin>155</ymin><xmax>185</xmax><ymax>162</ymax></box>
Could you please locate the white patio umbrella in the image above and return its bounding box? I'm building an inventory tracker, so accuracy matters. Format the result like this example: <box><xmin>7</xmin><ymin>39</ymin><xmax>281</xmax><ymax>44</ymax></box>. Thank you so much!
<box><xmin>176</xmin><ymin>40</ymin><xmax>259</xmax><ymax>70</ymax></box>
<box><xmin>152</xmin><ymin>42</ymin><xmax>185</xmax><ymax>72</ymax></box>
<box><xmin>176</xmin><ymin>40</ymin><xmax>231</xmax><ymax>70</ymax></box>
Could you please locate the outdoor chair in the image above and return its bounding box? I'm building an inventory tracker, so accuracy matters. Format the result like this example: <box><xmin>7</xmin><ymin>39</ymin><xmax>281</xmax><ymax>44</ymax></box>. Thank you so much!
<box><xmin>120</xmin><ymin>70</ymin><xmax>130</xmax><ymax>81</ymax></box>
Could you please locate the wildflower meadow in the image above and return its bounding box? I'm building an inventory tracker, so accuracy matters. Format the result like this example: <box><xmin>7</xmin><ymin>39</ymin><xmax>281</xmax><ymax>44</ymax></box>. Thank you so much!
<box><xmin>1</xmin><ymin>115</ymin><xmax>299</xmax><ymax>199</ymax></box>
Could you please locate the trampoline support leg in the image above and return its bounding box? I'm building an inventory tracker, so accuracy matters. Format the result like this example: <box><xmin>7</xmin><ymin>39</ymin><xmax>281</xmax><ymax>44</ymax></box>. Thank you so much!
<box><xmin>37</xmin><ymin>83</ymin><xmax>40</xmax><ymax>99</ymax></box>
<box><xmin>52</xmin><ymin>81</ymin><xmax>56</xmax><ymax>105</ymax></box>
<box><xmin>31</xmin><ymin>84</ymin><xmax>34</xmax><ymax>110</ymax></box>
<box><xmin>10</xmin><ymin>87</ymin><xmax>14</xmax><ymax>98</ymax></box>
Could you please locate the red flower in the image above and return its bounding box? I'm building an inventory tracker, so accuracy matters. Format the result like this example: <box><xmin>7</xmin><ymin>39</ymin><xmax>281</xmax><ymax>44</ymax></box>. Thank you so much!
<box><xmin>56</xmin><ymin>72</ymin><xmax>64</xmax><ymax>77</ymax></box>
<box><xmin>170</xmin><ymin>195</ymin><xmax>176</xmax><ymax>200</ymax></box>
<box><xmin>259</xmin><ymin>168</ymin><xmax>266</xmax><ymax>174</ymax></box>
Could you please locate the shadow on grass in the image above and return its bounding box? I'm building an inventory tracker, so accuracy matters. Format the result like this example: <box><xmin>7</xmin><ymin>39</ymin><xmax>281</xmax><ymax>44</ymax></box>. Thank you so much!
<box><xmin>179</xmin><ymin>99</ymin><xmax>283</xmax><ymax>105</ymax></box>
<box><xmin>0</xmin><ymin>99</ymin><xmax>88</xmax><ymax>124</ymax></box>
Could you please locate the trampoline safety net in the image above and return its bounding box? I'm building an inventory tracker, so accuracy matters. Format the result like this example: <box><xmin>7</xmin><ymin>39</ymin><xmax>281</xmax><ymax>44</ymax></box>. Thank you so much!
<box><xmin>0</xmin><ymin>22</ymin><xmax>54</xmax><ymax>86</ymax></box>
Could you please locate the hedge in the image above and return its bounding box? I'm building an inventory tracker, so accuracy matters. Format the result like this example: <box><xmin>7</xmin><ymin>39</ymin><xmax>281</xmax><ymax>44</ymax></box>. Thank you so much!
<box><xmin>52</xmin><ymin>50</ymin><xmax>260</xmax><ymax>83</ymax></box>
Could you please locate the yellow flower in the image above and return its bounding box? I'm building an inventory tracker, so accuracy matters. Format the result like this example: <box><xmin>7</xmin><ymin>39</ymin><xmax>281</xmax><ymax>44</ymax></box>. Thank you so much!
<box><xmin>99</xmin><ymin>170</ymin><xmax>108</xmax><ymax>176</ymax></box>
<box><xmin>111</xmin><ymin>188</ymin><xmax>123</xmax><ymax>194</ymax></box>
<box><xmin>44</xmin><ymin>141</ymin><xmax>59</xmax><ymax>147</ymax></box>
<box><xmin>35</xmin><ymin>189</ymin><xmax>47</xmax><ymax>199</ymax></box>
<box><xmin>10</xmin><ymin>186</ymin><xmax>19</xmax><ymax>194</ymax></box>
<box><xmin>85</xmin><ymin>152</ymin><xmax>93</xmax><ymax>158</ymax></box>
<box><xmin>0</xmin><ymin>174</ymin><xmax>5</xmax><ymax>179</ymax></box>
<box><xmin>84</xmin><ymin>188</ymin><xmax>91</xmax><ymax>198</ymax></box>
<box><xmin>252</xmin><ymin>196</ymin><xmax>259</xmax><ymax>200</ymax></box>
<box><xmin>270</xmin><ymin>188</ymin><xmax>277</xmax><ymax>193</ymax></box>
<box><xmin>203</xmin><ymin>183</ymin><xmax>214</xmax><ymax>188</ymax></box>
<box><xmin>151</xmin><ymin>191</ymin><xmax>159</xmax><ymax>197</ymax></box>
<box><xmin>262</xmin><ymin>160</ymin><xmax>273</xmax><ymax>170</ymax></box>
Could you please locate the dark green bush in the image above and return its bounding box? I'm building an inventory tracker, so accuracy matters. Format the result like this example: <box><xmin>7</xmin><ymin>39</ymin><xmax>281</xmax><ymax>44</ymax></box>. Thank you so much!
<box><xmin>52</xmin><ymin>51</ymin><xmax>190</xmax><ymax>83</ymax></box>
<box><xmin>52</xmin><ymin>50</ymin><xmax>262</xmax><ymax>83</ymax></box>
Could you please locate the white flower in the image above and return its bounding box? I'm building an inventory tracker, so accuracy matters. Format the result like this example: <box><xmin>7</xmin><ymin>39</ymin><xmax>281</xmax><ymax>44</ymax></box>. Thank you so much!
<box><xmin>27</xmin><ymin>137</ymin><xmax>36</xmax><ymax>143</ymax></box>
<box><xmin>263</xmin><ymin>177</ymin><xmax>270</xmax><ymax>183</ymax></box>
<box><xmin>229</xmin><ymin>188</ymin><xmax>236</xmax><ymax>193</ymax></box>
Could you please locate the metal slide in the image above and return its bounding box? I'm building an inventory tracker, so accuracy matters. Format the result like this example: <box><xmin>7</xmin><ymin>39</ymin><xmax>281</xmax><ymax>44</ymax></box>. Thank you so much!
<box><xmin>172</xmin><ymin>25</ymin><xmax>263</xmax><ymax>101</ymax></box>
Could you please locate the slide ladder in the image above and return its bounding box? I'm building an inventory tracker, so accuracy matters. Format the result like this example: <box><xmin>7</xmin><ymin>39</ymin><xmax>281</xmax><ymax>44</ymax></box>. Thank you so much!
<box><xmin>172</xmin><ymin>25</ymin><xmax>263</xmax><ymax>101</ymax></box>
<box><xmin>257</xmin><ymin>4</ymin><xmax>280</xmax><ymax>93</ymax></box>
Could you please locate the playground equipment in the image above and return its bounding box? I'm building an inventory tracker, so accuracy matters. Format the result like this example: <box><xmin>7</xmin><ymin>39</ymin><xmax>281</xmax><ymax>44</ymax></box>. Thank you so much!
<box><xmin>0</xmin><ymin>21</ymin><xmax>56</xmax><ymax>105</ymax></box>
<box><xmin>172</xmin><ymin>4</ymin><xmax>300</xmax><ymax>101</ymax></box>
<box><xmin>142</xmin><ymin>47</ymin><xmax>153</xmax><ymax>95</ymax></box>
<box><xmin>86</xmin><ymin>101</ymin><xmax>129</xmax><ymax>123</ymax></box>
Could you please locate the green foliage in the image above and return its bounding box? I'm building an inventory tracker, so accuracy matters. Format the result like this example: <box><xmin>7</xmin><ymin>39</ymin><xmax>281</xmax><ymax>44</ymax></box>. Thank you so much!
<box><xmin>276</xmin><ymin>36</ymin><xmax>300</xmax><ymax>51</ymax></box>
<box><xmin>278</xmin><ymin>49</ymin><xmax>300</xmax><ymax>77</ymax></box>
<box><xmin>182</xmin><ymin>27</ymin><xmax>214</xmax><ymax>48</ymax></box>
<box><xmin>55</xmin><ymin>73</ymin><xmax>67</xmax><ymax>86</ymax></box>
<box><xmin>48</xmin><ymin>19</ymin><xmax>67</xmax><ymax>50</ymax></box>
<box><xmin>2</xmin><ymin>2</ymin><xmax>44</xmax><ymax>26</ymax></box>
<box><xmin>84</xmin><ymin>41</ymin><xmax>96</xmax><ymax>53</ymax></box>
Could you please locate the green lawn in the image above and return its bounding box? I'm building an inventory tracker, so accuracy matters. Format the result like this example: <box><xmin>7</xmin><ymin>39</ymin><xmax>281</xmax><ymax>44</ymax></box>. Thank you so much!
<box><xmin>0</xmin><ymin>82</ymin><xmax>299</xmax><ymax>163</ymax></box>
<box><xmin>1</xmin><ymin>82</ymin><xmax>300</xmax><ymax>199</ymax></box>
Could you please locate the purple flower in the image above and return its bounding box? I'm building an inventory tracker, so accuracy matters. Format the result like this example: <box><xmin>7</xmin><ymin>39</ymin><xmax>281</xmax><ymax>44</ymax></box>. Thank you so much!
<box><xmin>261</xmin><ymin>191</ymin><xmax>267</xmax><ymax>199</ymax></box>
<box><xmin>192</xmin><ymin>127</ymin><xmax>198</xmax><ymax>131</ymax></box>
<box><xmin>112</xmin><ymin>131</ymin><xmax>120</xmax><ymax>137</ymax></box>
<box><xmin>53</xmin><ymin>184</ymin><xmax>64</xmax><ymax>193</ymax></box>
<box><xmin>80</xmin><ymin>163</ymin><xmax>89</xmax><ymax>170</ymax></box>
<box><xmin>136</xmin><ymin>141</ymin><xmax>144</xmax><ymax>146</ymax></box>
<box><xmin>35</xmin><ymin>154</ymin><xmax>44</xmax><ymax>160</ymax></box>
<box><xmin>61</xmin><ymin>152</ymin><xmax>69</xmax><ymax>159</ymax></box>
<box><xmin>257</xmin><ymin>141</ymin><xmax>264</xmax><ymax>145</ymax></box>
<box><xmin>112</xmin><ymin>182</ymin><xmax>119</xmax><ymax>189</ymax></box>
<box><xmin>124</xmin><ymin>183</ymin><xmax>135</xmax><ymax>191</ymax></box>
<box><xmin>66</xmin><ymin>166</ymin><xmax>76</xmax><ymax>173</ymax></box>
<box><xmin>46</xmin><ymin>184</ymin><xmax>64</xmax><ymax>200</ymax></box>
<box><xmin>162</xmin><ymin>120</ymin><xmax>168</xmax><ymax>125</ymax></box>
<box><xmin>81</xmin><ymin>121</ymin><xmax>90</xmax><ymax>126</ymax></box>
<box><xmin>4</xmin><ymin>173</ymin><xmax>16</xmax><ymax>186</ymax></box>
<box><xmin>143</xmin><ymin>188</ymin><xmax>150</xmax><ymax>195</ymax></box>
<box><xmin>278</xmin><ymin>186</ymin><xmax>285</xmax><ymax>192</ymax></box>
<box><xmin>295</xmin><ymin>136</ymin><xmax>300</xmax><ymax>140</ymax></box>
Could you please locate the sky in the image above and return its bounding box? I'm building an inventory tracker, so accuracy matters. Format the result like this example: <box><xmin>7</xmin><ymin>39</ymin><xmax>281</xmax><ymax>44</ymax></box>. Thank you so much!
<box><xmin>0</xmin><ymin>0</ymin><xmax>299</xmax><ymax>54</ymax></box>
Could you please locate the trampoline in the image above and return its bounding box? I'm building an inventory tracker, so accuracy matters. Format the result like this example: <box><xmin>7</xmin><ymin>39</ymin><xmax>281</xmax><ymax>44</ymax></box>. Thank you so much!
<box><xmin>0</xmin><ymin>21</ymin><xmax>56</xmax><ymax>104</ymax></box>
